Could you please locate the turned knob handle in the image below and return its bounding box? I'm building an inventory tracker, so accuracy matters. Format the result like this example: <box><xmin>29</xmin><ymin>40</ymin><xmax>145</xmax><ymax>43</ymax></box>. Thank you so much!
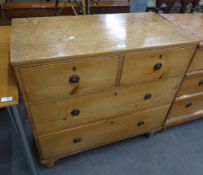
<box><xmin>185</xmin><ymin>102</ymin><xmax>192</xmax><ymax>108</ymax></box>
<box><xmin>154</xmin><ymin>63</ymin><xmax>162</xmax><ymax>71</ymax></box>
<box><xmin>137</xmin><ymin>121</ymin><xmax>145</xmax><ymax>127</ymax></box>
<box><xmin>199</xmin><ymin>80</ymin><xmax>203</xmax><ymax>86</ymax></box>
<box><xmin>71</xmin><ymin>109</ymin><xmax>80</xmax><ymax>117</ymax></box>
<box><xmin>69</xmin><ymin>75</ymin><xmax>80</xmax><ymax>84</ymax></box>
<box><xmin>144</xmin><ymin>93</ymin><xmax>152</xmax><ymax>100</ymax></box>
<box><xmin>73</xmin><ymin>137</ymin><xmax>81</xmax><ymax>143</ymax></box>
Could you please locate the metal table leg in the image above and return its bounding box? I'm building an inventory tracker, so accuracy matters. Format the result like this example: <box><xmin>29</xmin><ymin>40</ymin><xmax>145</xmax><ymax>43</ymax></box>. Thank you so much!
<box><xmin>7</xmin><ymin>106</ymin><xmax>39</xmax><ymax>175</ymax></box>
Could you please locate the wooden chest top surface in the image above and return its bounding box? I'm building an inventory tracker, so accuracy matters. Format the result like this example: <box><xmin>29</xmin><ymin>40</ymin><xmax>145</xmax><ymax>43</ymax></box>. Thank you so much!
<box><xmin>162</xmin><ymin>14</ymin><xmax>203</xmax><ymax>45</ymax></box>
<box><xmin>11</xmin><ymin>12</ymin><xmax>198</xmax><ymax>65</ymax></box>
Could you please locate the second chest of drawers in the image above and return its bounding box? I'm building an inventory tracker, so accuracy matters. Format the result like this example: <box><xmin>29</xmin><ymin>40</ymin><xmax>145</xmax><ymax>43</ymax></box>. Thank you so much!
<box><xmin>162</xmin><ymin>14</ymin><xmax>203</xmax><ymax>127</ymax></box>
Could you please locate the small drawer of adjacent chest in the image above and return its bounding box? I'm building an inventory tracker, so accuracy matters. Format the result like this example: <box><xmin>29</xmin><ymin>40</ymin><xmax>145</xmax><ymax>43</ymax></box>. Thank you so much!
<box><xmin>120</xmin><ymin>47</ymin><xmax>195</xmax><ymax>86</ymax></box>
<box><xmin>38</xmin><ymin>105</ymin><xmax>169</xmax><ymax>161</ymax></box>
<box><xmin>188</xmin><ymin>47</ymin><xmax>203</xmax><ymax>72</ymax></box>
<box><xmin>168</xmin><ymin>93</ymin><xmax>203</xmax><ymax>119</ymax></box>
<box><xmin>19</xmin><ymin>56</ymin><xmax>119</xmax><ymax>103</ymax></box>
<box><xmin>177</xmin><ymin>71</ymin><xmax>203</xmax><ymax>96</ymax></box>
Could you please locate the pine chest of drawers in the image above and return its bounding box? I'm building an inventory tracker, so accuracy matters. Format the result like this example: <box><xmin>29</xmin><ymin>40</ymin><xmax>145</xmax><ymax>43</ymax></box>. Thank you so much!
<box><xmin>162</xmin><ymin>14</ymin><xmax>203</xmax><ymax>127</ymax></box>
<box><xmin>10</xmin><ymin>13</ymin><xmax>198</xmax><ymax>166</ymax></box>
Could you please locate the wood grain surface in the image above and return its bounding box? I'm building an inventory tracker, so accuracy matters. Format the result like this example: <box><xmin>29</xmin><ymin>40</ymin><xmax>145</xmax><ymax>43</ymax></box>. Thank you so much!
<box><xmin>162</xmin><ymin>14</ymin><xmax>203</xmax><ymax>42</ymax></box>
<box><xmin>11</xmin><ymin>12</ymin><xmax>198</xmax><ymax>66</ymax></box>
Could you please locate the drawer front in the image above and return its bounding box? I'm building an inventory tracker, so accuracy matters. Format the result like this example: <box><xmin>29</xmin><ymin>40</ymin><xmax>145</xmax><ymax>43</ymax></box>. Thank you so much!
<box><xmin>168</xmin><ymin>93</ymin><xmax>203</xmax><ymax>119</ymax></box>
<box><xmin>39</xmin><ymin>105</ymin><xmax>169</xmax><ymax>160</ymax></box>
<box><xmin>189</xmin><ymin>48</ymin><xmax>203</xmax><ymax>72</ymax></box>
<box><xmin>177</xmin><ymin>71</ymin><xmax>203</xmax><ymax>96</ymax></box>
<box><xmin>31</xmin><ymin>77</ymin><xmax>180</xmax><ymax>135</ymax></box>
<box><xmin>20</xmin><ymin>56</ymin><xmax>119</xmax><ymax>103</ymax></box>
<box><xmin>121</xmin><ymin>47</ymin><xmax>195</xmax><ymax>86</ymax></box>
<box><xmin>165</xmin><ymin>109</ymin><xmax>203</xmax><ymax>128</ymax></box>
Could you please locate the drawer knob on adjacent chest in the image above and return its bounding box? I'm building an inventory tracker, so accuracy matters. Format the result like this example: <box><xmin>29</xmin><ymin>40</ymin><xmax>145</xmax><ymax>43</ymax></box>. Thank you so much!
<box><xmin>69</xmin><ymin>75</ymin><xmax>80</xmax><ymax>84</ymax></box>
<box><xmin>73</xmin><ymin>137</ymin><xmax>81</xmax><ymax>144</ymax></box>
<box><xmin>137</xmin><ymin>121</ymin><xmax>145</xmax><ymax>127</ymax></box>
<box><xmin>199</xmin><ymin>80</ymin><xmax>203</xmax><ymax>86</ymax></box>
<box><xmin>185</xmin><ymin>103</ymin><xmax>192</xmax><ymax>108</ymax></box>
<box><xmin>154</xmin><ymin>63</ymin><xmax>162</xmax><ymax>71</ymax></box>
<box><xmin>71</xmin><ymin>109</ymin><xmax>80</xmax><ymax>117</ymax></box>
<box><xmin>144</xmin><ymin>93</ymin><xmax>152</xmax><ymax>100</ymax></box>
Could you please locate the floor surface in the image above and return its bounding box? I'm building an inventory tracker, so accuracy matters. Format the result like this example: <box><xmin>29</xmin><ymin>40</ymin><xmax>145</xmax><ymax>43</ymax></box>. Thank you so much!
<box><xmin>1</xmin><ymin>108</ymin><xmax>203</xmax><ymax>175</ymax></box>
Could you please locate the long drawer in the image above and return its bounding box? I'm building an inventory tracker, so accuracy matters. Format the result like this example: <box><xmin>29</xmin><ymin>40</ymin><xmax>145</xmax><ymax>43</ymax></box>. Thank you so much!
<box><xmin>120</xmin><ymin>47</ymin><xmax>195</xmax><ymax>86</ymax></box>
<box><xmin>188</xmin><ymin>47</ymin><xmax>203</xmax><ymax>72</ymax></box>
<box><xmin>31</xmin><ymin>77</ymin><xmax>180</xmax><ymax>135</ymax></box>
<box><xmin>168</xmin><ymin>92</ymin><xmax>203</xmax><ymax>119</ymax></box>
<box><xmin>38</xmin><ymin>105</ymin><xmax>169</xmax><ymax>161</ymax></box>
<box><xmin>20</xmin><ymin>56</ymin><xmax>119</xmax><ymax>103</ymax></box>
<box><xmin>177</xmin><ymin>71</ymin><xmax>203</xmax><ymax>96</ymax></box>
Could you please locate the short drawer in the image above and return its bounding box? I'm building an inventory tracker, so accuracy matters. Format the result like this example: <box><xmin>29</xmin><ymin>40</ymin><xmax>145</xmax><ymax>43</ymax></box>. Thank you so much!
<box><xmin>120</xmin><ymin>47</ymin><xmax>195</xmax><ymax>86</ymax></box>
<box><xmin>31</xmin><ymin>77</ymin><xmax>180</xmax><ymax>135</ymax></box>
<box><xmin>189</xmin><ymin>47</ymin><xmax>203</xmax><ymax>72</ymax></box>
<box><xmin>38</xmin><ymin>105</ymin><xmax>169</xmax><ymax>161</ymax></box>
<box><xmin>20</xmin><ymin>56</ymin><xmax>119</xmax><ymax>103</ymax></box>
<box><xmin>177</xmin><ymin>71</ymin><xmax>203</xmax><ymax>96</ymax></box>
<box><xmin>168</xmin><ymin>92</ymin><xmax>203</xmax><ymax>119</ymax></box>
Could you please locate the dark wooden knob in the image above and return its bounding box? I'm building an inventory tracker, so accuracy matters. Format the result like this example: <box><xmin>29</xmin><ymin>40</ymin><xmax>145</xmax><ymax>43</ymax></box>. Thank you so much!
<box><xmin>69</xmin><ymin>75</ymin><xmax>80</xmax><ymax>84</ymax></box>
<box><xmin>199</xmin><ymin>80</ymin><xmax>203</xmax><ymax>86</ymax></box>
<box><xmin>154</xmin><ymin>63</ymin><xmax>162</xmax><ymax>71</ymax></box>
<box><xmin>185</xmin><ymin>103</ymin><xmax>192</xmax><ymax>108</ymax></box>
<box><xmin>144</xmin><ymin>93</ymin><xmax>152</xmax><ymax>100</ymax></box>
<box><xmin>73</xmin><ymin>137</ymin><xmax>81</xmax><ymax>143</ymax></box>
<box><xmin>71</xmin><ymin>109</ymin><xmax>80</xmax><ymax>117</ymax></box>
<box><xmin>137</xmin><ymin>121</ymin><xmax>145</xmax><ymax>127</ymax></box>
